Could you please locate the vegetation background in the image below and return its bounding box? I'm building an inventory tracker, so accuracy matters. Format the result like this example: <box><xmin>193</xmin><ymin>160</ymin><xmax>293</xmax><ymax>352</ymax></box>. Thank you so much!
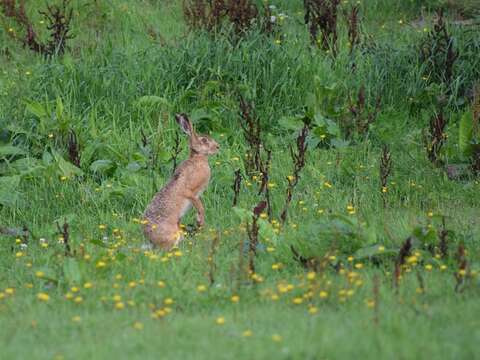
<box><xmin>1</xmin><ymin>0</ymin><xmax>480</xmax><ymax>359</ymax></box>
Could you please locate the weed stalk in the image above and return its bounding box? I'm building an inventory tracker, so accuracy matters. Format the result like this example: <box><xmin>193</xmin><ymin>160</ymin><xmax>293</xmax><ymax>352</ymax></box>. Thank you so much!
<box><xmin>257</xmin><ymin>148</ymin><xmax>272</xmax><ymax>219</ymax></box>
<box><xmin>454</xmin><ymin>243</ymin><xmax>468</xmax><ymax>292</ymax></box>
<box><xmin>208</xmin><ymin>233</ymin><xmax>220</xmax><ymax>286</ymax></box>
<box><xmin>394</xmin><ymin>237</ymin><xmax>412</xmax><ymax>291</ymax></box>
<box><xmin>280</xmin><ymin>124</ymin><xmax>309</xmax><ymax>224</ymax></box>
<box><xmin>304</xmin><ymin>0</ymin><xmax>340</xmax><ymax>56</ymax></box>
<box><xmin>345</xmin><ymin>5</ymin><xmax>360</xmax><ymax>55</ymax></box>
<box><xmin>379</xmin><ymin>144</ymin><xmax>392</xmax><ymax>208</ymax></box>
<box><xmin>67</xmin><ymin>130</ymin><xmax>81</xmax><ymax>168</ymax></box>
<box><xmin>1</xmin><ymin>0</ymin><xmax>74</xmax><ymax>56</ymax></box>
<box><xmin>232</xmin><ymin>169</ymin><xmax>242</xmax><ymax>207</ymax></box>
<box><xmin>247</xmin><ymin>200</ymin><xmax>266</xmax><ymax>275</ymax></box>
<box><xmin>56</xmin><ymin>219</ymin><xmax>72</xmax><ymax>257</ymax></box>
<box><xmin>425</xmin><ymin>103</ymin><xmax>447</xmax><ymax>165</ymax></box>
<box><xmin>239</xmin><ymin>96</ymin><xmax>262</xmax><ymax>174</ymax></box>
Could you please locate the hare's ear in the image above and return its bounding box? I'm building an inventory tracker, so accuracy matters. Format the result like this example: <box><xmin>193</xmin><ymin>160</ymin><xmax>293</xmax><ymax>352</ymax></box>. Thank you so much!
<box><xmin>175</xmin><ymin>113</ymin><xmax>193</xmax><ymax>136</ymax></box>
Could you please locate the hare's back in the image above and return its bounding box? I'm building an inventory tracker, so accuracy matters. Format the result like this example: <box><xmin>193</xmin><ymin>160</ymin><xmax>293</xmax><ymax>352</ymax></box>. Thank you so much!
<box><xmin>144</xmin><ymin>184</ymin><xmax>178</xmax><ymax>222</ymax></box>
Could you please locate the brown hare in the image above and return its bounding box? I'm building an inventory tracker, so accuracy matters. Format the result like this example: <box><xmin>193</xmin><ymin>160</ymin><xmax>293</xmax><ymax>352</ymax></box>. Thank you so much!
<box><xmin>143</xmin><ymin>113</ymin><xmax>219</xmax><ymax>249</ymax></box>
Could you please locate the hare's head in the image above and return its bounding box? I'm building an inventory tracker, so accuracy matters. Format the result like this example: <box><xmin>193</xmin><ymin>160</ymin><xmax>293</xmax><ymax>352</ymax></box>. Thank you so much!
<box><xmin>175</xmin><ymin>113</ymin><xmax>219</xmax><ymax>156</ymax></box>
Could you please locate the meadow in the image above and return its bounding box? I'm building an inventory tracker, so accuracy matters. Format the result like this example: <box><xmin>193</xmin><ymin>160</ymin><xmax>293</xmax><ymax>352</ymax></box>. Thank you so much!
<box><xmin>1</xmin><ymin>0</ymin><xmax>480</xmax><ymax>358</ymax></box>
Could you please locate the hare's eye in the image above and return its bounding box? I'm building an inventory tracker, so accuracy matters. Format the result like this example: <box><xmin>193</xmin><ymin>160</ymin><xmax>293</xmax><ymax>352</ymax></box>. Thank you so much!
<box><xmin>201</xmin><ymin>138</ymin><xmax>208</xmax><ymax>144</ymax></box>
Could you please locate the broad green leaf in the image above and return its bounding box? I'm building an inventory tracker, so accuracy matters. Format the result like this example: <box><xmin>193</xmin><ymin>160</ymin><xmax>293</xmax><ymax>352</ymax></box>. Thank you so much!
<box><xmin>52</xmin><ymin>151</ymin><xmax>83</xmax><ymax>177</ymax></box>
<box><xmin>90</xmin><ymin>159</ymin><xmax>115</xmax><ymax>175</ymax></box>
<box><xmin>0</xmin><ymin>175</ymin><xmax>21</xmax><ymax>207</ymax></box>
<box><xmin>55</xmin><ymin>97</ymin><xmax>64</xmax><ymax>120</ymax></box>
<box><xmin>139</xmin><ymin>144</ymin><xmax>152</xmax><ymax>159</ymax></box>
<box><xmin>306</xmin><ymin>135</ymin><xmax>321</xmax><ymax>148</ymax></box>
<box><xmin>132</xmin><ymin>152</ymin><xmax>149</xmax><ymax>164</ymax></box>
<box><xmin>81</xmin><ymin>142</ymin><xmax>102</xmax><ymax>166</ymax></box>
<box><xmin>313</xmin><ymin>112</ymin><xmax>327</xmax><ymax>126</ymax></box>
<box><xmin>57</xmin><ymin>157</ymin><xmax>83</xmax><ymax>177</ymax></box>
<box><xmin>25</xmin><ymin>101</ymin><xmax>48</xmax><ymax>118</ymax></box>
<box><xmin>0</xmin><ymin>145</ymin><xmax>27</xmax><ymax>158</ymax></box>
<box><xmin>278</xmin><ymin>116</ymin><xmax>304</xmax><ymax>131</ymax></box>
<box><xmin>126</xmin><ymin>161</ymin><xmax>142</xmax><ymax>172</ymax></box>
<box><xmin>412</xmin><ymin>226</ymin><xmax>437</xmax><ymax>246</ymax></box>
<box><xmin>312</xmin><ymin>126</ymin><xmax>328</xmax><ymax>139</ymax></box>
<box><xmin>10</xmin><ymin>157</ymin><xmax>44</xmax><ymax>176</ymax></box>
<box><xmin>42</xmin><ymin>150</ymin><xmax>53</xmax><ymax>165</ymax></box>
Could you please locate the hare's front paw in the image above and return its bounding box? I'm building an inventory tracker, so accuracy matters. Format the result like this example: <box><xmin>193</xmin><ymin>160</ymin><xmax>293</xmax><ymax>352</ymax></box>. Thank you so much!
<box><xmin>196</xmin><ymin>213</ymin><xmax>205</xmax><ymax>227</ymax></box>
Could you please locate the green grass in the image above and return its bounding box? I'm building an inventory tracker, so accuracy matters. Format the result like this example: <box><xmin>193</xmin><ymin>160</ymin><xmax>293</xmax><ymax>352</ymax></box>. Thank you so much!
<box><xmin>1</xmin><ymin>0</ymin><xmax>480</xmax><ymax>359</ymax></box>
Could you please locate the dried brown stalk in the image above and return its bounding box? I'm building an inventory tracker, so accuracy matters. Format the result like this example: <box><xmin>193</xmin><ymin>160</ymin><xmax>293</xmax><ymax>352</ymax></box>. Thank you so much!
<box><xmin>280</xmin><ymin>124</ymin><xmax>309</xmax><ymax>224</ymax></box>
<box><xmin>68</xmin><ymin>130</ymin><xmax>80</xmax><ymax>168</ymax></box>
<box><xmin>426</xmin><ymin>106</ymin><xmax>447</xmax><ymax>165</ymax></box>
<box><xmin>394</xmin><ymin>237</ymin><xmax>412</xmax><ymax>290</ymax></box>
<box><xmin>379</xmin><ymin>144</ymin><xmax>392</xmax><ymax>208</ymax></box>
<box><xmin>208</xmin><ymin>233</ymin><xmax>220</xmax><ymax>286</ymax></box>
<box><xmin>247</xmin><ymin>200</ymin><xmax>266</xmax><ymax>274</ymax></box>
<box><xmin>56</xmin><ymin>219</ymin><xmax>72</xmax><ymax>257</ymax></box>
<box><xmin>454</xmin><ymin>243</ymin><xmax>468</xmax><ymax>292</ymax></box>
<box><xmin>304</xmin><ymin>0</ymin><xmax>340</xmax><ymax>56</ymax></box>
<box><xmin>232</xmin><ymin>169</ymin><xmax>242</xmax><ymax>207</ymax></box>
<box><xmin>1</xmin><ymin>0</ymin><xmax>74</xmax><ymax>56</ymax></box>
<box><xmin>239</xmin><ymin>96</ymin><xmax>262</xmax><ymax>174</ymax></box>
<box><xmin>345</xmin><ymin>5</ymin><xmax>360</xmax><ymax>55</ymax></box>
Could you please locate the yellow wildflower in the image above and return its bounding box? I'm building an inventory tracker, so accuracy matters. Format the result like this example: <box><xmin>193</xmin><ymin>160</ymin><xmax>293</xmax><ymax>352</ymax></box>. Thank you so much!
<box><xmin>37</xmin><ymin>292</ymin><xmax>50</xmax><ymax>302</ymax></box>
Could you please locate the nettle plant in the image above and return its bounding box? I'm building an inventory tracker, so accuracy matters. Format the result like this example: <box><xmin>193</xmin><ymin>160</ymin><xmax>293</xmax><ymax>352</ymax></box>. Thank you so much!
<box><xmin>278</xmin><ymin>77</ymin><xmax>346</xmax><ymax>149</ymax></box>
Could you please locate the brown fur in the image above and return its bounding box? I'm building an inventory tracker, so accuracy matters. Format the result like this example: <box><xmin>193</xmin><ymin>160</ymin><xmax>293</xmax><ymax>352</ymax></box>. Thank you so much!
<box><xmin>143</xmin><ymin>114</ymin><xmax>219</xmax><ymax>249</ymax></box>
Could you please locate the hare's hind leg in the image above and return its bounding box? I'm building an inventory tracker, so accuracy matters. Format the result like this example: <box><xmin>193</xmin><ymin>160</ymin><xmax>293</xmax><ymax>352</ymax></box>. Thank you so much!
<box><xmin>144</xmin><ymin>222</ymin><xmax>182</xmax><ymax>250</ymax></box>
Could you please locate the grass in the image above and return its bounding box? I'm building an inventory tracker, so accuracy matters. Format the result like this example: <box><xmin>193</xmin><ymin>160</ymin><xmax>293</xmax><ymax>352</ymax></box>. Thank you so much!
<box><xmin>1</xmin><ymin>0</ymin><xmax>480</xmax><ymax>359</ymax></box>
